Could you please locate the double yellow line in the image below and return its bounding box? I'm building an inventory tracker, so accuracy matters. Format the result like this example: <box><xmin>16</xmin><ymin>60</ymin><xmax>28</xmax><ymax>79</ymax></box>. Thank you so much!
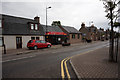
<box><xmin>61</xmin><ymin>49</ymin><xmax>97</xmax><ymax>80</ymax></box>
<box><xmin>61</xmin><ymin>57</ymin><xmax>71</xmax><ymax>80</ymax></box>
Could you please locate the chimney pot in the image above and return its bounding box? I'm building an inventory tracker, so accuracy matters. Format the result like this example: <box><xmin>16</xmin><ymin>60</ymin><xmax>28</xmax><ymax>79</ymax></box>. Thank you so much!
<box><xmin>34</xmin><ymin>16</ymin><xmax>40</xmax><ymax>23</ymax></box>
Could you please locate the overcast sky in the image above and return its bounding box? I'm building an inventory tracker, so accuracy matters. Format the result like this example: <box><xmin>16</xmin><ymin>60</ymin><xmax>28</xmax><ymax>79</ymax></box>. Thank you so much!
<box><xmin>1</xmin><ymin>0</ymin><xmax>111</xmax><ymax>30</ymax></box>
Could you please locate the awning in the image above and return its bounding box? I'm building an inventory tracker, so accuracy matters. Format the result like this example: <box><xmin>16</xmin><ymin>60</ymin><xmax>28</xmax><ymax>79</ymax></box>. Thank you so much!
<box><xmin>46</xmin><ymin>32</ymin><xmax>67</xmax><ymax>35</ymax></box>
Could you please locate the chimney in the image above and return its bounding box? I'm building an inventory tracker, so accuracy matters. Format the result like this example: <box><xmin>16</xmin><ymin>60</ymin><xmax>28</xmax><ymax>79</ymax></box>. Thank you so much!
<box><xmin>91</xmin><ymin>24</ymin><xmax>94</xmax><ymax>28</ymax></box>
<box><xmin>81</xmin><ymin>23</ymin><xmax>85</xmax><ymax>28</ymax></box>
<box><xmin>34</xmin><ymin>16</ymin><xmax>40</xmax><ymax>23</ymax></box>
<box><xmin>100</xmin><ymin>28</ymin><xmax>104</xmax><ymax>31</ymax></box>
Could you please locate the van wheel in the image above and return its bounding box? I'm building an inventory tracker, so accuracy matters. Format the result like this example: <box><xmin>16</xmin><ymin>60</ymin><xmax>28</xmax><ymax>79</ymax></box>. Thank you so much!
<box><xmin>34</xmin><ymin>46</ymin><xmax>38</xmax><ymax>50</ymax></box>
<box><xmin>47</xmin><ymin>45</ymin><xmax>51</xmax><ymax>48</ymax></box>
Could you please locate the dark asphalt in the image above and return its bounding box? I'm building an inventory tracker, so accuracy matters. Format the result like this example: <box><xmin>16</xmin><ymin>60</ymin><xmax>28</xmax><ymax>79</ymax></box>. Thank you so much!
<box><xmin>2</xmin><ymin>41</ymin><xmax>109</xmax><ymax>78</ymax></box>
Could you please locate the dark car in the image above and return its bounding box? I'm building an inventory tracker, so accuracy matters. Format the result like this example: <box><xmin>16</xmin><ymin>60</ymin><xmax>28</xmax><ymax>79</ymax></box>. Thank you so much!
<box><xmin>27</xmin><ymin>40</ymin><xmax>52</xmax><ymax>50</ymax></box>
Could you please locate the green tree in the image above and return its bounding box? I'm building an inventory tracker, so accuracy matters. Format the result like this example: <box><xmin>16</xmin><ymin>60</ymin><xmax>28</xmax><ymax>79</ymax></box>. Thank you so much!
<box><xmin>100</xmin><ymin>0</ymin><xmax>119</xmax><ymax>61</ymax></box>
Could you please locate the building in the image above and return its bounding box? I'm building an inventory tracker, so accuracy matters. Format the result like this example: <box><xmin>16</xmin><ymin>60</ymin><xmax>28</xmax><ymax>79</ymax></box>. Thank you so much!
<box><xmin>60</xmin><ymin>26</ymin><xmax>82</xmax><ymax>44</ymax></box>
<box><xmin>1</xmin><ymin>14</ymin><xmax>45</xmax><ymax>50</ymax></box>
<box><xmin>51</xmin><ymin>21</ymin><xmax>82</xmax><ymax>44</ymax></box>
<box><xmin>79</xmin><ymin>23</ymin><xmax>98</xmax><ymax>41</ymax></box>
<box><xmin>97</xmin><ymin>28</ymin><xmax>106</xmax><ymax>40</ymax></box>
<box><xmin>42</xmin><ymin>25</ymin><xmax>67</xmax><ymax>45</ymax></box>
<box><xmin>79</xmin><ymin>23</ymin><xmax>107</xmax><ymax>41</ymax></box>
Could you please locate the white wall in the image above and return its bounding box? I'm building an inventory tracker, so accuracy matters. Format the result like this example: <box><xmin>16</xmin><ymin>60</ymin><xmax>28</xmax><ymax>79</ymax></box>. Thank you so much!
<box><xmin>4</xmin><ymin>36</ymin><xmax>16</xmax><ymax>50</ymax></box>
<box><xmin>3</xmin><ymin>35</ymin><xmax>45</xmax><ymax>50</ymax></box>
<box><xmin>22</xmin><ymin>36</ymin><xmax>31</xmax><ymax>48</ymax></box>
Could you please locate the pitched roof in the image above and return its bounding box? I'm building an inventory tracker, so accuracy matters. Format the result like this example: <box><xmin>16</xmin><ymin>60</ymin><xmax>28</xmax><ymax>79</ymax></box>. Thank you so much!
<box><xmin>86</xmin><ymin>26</ymin><xmax>97</xmax><ymax>33</ymax></box>
<box><xmin>98</xmin><ymin>29</ymin><xmax>104</xmax><ymax>33</ymax></box>
<box><xmin>42</xmin><ymin>25</ymin><xmax>63</xmax><ymax>32</ymax></box>
<box><xmin>2</xmin><ymin>14</ymin><xmax>45</xmax><ymax>35</ymax></box>
<box><xmin>62</xmin><ymin>26</ymin><xmax>81</xmax><ymax>34</ymax></box>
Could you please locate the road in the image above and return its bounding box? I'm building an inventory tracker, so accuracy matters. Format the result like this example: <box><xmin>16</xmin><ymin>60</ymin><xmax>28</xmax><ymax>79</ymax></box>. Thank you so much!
<box><xmin>2</xmin><ymin>41</ymin><xmax>109</xmax><ymax>79</ymax></box>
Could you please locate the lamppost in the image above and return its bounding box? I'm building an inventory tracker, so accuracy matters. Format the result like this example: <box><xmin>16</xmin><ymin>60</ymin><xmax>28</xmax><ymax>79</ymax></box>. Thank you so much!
<box><xmin>46</xmin><ymin>6</ymin><xmax>51</xmax><ymax>34</ymax></box>
<box><xmin>45</xmin><ymin>6</ymin><xmax>51</xmax><ymax>41</ymax></box>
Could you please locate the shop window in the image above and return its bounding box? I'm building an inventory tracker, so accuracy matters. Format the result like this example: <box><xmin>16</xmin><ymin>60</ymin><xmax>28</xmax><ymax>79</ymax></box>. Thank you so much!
<box><xmin>31</xmin><ymin>37</ymin><xmax>35</xmax><ymax>40</ymax></box>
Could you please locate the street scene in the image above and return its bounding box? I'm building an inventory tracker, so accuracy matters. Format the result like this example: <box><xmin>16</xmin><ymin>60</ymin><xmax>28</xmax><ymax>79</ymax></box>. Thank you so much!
<box><xmin>0</xmin><ymin>0</ymin><xmax>120</xmax><ymax>80</ymax></box>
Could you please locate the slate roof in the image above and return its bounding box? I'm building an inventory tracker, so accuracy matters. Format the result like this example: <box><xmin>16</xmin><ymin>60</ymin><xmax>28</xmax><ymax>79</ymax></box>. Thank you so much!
<box><xmin>98</xmin><ymin>29</ymin><xmax>104</xmax><ymax>33</ymax></box>
<box><xmin>2</xmin><ymin>14</ymin><xmax>45</xmax><ymax>35</ymax></box>
<box><xmin>42</xmin><ymin>25</ymin><xmax>63</xmax><ymax>32</ymax></box>
<box><xmin>62</xmin><ymin>26</ymin><xmax>81</xmax><ymax>34</ymax></box>
<box><xmin>86</xmin><ymin>26</ymin><xmax>97</xmax><ymax>33</ymax></box>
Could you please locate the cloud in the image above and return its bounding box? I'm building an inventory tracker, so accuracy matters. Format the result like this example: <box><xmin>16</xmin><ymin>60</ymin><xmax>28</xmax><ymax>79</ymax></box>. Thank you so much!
<box><xmin>1</xmin><ymin>0</ymin><xmax>110</xmax><ymax>30</ymax></box>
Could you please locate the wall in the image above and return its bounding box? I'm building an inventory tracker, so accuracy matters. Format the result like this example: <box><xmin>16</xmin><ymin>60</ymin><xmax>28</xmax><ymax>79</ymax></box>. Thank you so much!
<box><xmin>69</xmin><ymin>34</ymin><xmax>82</xmax><ymax>44</ymax></box>
<box><xmin>22</xmin><ymin>36</ymin><xmax>31</xmax><ymax>48</ymax></box>
<box><xmin>22</xmin><ymin>36</ymin><xmax>44</xmax><ymax>48</ymax></box>
<box><xmin>4</xmin><ymin>36</ymin><xmax>16</xmax><ymax>50</ymax></box>
<box><xmin>3</xmin><ymin>35</ymin><xmax>45</xmax><ymax>50</ymax></box>
<box><xmin>79</xmin><ymin>27</ymin><xmax>91</xmax><ymax>40</ymax></box>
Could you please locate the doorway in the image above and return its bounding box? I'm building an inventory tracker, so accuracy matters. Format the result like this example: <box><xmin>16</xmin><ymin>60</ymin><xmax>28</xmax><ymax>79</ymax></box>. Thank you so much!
<box><xmin>16</xmin><ymin>37</ymin><xmax>22</xmax><ymax>49</ymax></box>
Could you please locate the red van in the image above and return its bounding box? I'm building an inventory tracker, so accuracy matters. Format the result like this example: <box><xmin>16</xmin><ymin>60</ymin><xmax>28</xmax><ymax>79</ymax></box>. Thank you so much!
<box><xmin>27</xmin><ymin>40</ymin><xmax>52</xmax><ymax>50</ymax></box>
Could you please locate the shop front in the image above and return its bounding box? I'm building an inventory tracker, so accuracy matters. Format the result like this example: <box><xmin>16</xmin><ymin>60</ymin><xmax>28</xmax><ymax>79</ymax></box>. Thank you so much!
<box><xmin>45</xmin><ymin>32</ymin><xmax>67</xmax><ymax>45</ymax></box>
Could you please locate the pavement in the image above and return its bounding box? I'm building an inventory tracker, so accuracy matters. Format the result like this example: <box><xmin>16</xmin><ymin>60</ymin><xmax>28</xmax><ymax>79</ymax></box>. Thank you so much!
<box><xmin>70</xmin><ymin>46</ymin><xmax>119</xmax><ymax>79</ymax></box>
<box><xmin>2</xmin><ymin>41</ymin><xmax>100</xmax><ymax>57</ymax></box>
<box><xmin>2</xmin><ymin>44</ymin><xmax>62</xmax><ymax>57</ymax></box>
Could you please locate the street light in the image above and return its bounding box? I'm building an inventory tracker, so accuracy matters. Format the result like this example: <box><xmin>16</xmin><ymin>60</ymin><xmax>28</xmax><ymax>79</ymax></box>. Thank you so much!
<box><xmin>46</xmin><ymin>6</ymin><xmax>51</xmax><ymax>33</ymax></box>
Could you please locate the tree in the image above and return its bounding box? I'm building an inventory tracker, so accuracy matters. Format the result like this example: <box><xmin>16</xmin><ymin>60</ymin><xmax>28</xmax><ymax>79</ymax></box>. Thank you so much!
<box><xmin>100</xmin><ymin>0</ymin><xmax>119</xmax><ymax>61</ymax></box>
<box><xmin>51</xmin><ymin>21</ymin><xmax>61</xmax><ymax>26</ymax></box>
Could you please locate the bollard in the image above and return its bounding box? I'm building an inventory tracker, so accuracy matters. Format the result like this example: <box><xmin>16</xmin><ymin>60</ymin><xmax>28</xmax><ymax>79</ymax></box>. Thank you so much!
<box><xmin>3</xmin><ymin>44</ymin><xmax>6</xmax><ymax>54</ymax></box>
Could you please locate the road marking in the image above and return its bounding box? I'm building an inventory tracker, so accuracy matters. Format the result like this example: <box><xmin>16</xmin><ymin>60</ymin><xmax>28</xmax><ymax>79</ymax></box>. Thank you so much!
<box><xmin>64</xmin><ymin>57</ymin><xmax>71</xmax><ymax>80</ymax></box>
<box><xmin>2</xmin><ymin>55</ymin><xmax>36</xmax><ymax>63</ymax></box>
<box><xmin>61</xmin><ymin>57</ymin><xmax>68</xmax><ymax>79</ymax></box>
<box><xmin>61</xmin><ymin>47</ymin><xmax>103</xmax><ymax>80</ymax></box>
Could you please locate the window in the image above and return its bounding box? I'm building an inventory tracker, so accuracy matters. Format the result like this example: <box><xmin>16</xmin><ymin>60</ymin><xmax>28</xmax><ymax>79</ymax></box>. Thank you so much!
<box><xmin>78</xmin><ymin>34</ymin><xmax>80</xmax><ymax>39</ymax></box>
<box><xmin>41</xmin><ymin>41</ymin><xmax>46</xmax><ymax>43</ymax></box>
<box><xmin>31</xmin><ymin>24</ymin><xmax>34</xmax><ymax>30</ymax></box>
<box><xmin>72</xmin><ymin>34</ymin><xmax>75</xmax><ymax>39</ymax></box>
<box><xmin>0</xmin><ymin>37</ymin><xmax>3</xmax><ymax>46</ymax></box>
<box><xmin>28</xmin><ymin>40</ymin><xmax>33</xmax><ymax>43</ymax></box>
<box><xmin>40</xmin><ymin>36</ymin><xmax>44</xmax><ymax>40</ymax></box>
<box><xmin>35</xmin><ymin>24</ymin><xmax>38</xmax><ymax>30</ymax></box>
<box><xmin>31</xmin><ymin>37</ymin><xmax>35</xmax><ymax>40</ymax></box>
<box><xmin>35</xmin><ymin>40</ymin><xmax>40</xmax><ymax>43</ymax></box>
<box><xmin>36</xmin><ymin>37</ymin><xmax>39</xmax><ymax>40</ymax></box>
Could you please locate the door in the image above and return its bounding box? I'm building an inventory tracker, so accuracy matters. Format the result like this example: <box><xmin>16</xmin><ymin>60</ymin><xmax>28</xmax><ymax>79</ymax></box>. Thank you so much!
<box><xmin>16</xmin><ymin>37</ymin><xmax>22</xmax><ymax>49</ymax></box>
<box><xmin>40</xmin><ymin>40</ymin><xmax>46</xmax><ymax>47</ymax></box>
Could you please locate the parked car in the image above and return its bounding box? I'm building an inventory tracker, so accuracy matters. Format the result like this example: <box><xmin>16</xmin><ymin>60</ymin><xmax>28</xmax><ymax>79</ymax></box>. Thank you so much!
<box><xmin>62</xmin><ymin>39</ymin><xmax>71</xmax><ymax>46</ymax></box>
<box><xmin>86</xmin><ymin>39</ymin><xmax>92</xmax><ymax>43</ymax></box>
<box><xmin>27</xmin><ymin>40</ymin><xmax>52</xmax><ymax>50</ymax></box>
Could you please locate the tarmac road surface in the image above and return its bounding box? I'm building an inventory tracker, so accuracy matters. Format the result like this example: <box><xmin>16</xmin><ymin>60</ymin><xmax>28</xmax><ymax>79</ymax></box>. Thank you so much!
<box><xmin>2</xmin><ymin>41</ymin><xmax>109</xmax><ymax>79</ymax></box>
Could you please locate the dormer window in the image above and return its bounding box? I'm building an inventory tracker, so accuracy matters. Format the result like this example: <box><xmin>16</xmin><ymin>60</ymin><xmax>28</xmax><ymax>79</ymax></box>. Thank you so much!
<box><xmin>35</xmin><ymin>24</ymin><xmax>38</xmax><ymax>30</ymax></box>
<box><xmin>31</xmin><ymin>24</ymin><xmax>34</xmax><ymax>30</ymax></box>
<box><xmin>30</xmin><ymin>23</ymin><xmax>39</xmax><ymax>30</ymax></box>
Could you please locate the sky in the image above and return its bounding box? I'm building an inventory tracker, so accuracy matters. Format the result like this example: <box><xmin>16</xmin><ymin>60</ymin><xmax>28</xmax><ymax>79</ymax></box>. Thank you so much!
<box><xmin>1</xmin><ymin>0</ymin><xmax>111</xmax><ymax>30</ymax></box>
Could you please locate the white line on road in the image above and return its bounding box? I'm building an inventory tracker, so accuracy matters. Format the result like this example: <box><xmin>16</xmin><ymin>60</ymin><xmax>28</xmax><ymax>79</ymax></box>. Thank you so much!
<box><xmin>2</xmin><ymin>55</ymin><xmax>36</xmax><ymax>63</ymax></box>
